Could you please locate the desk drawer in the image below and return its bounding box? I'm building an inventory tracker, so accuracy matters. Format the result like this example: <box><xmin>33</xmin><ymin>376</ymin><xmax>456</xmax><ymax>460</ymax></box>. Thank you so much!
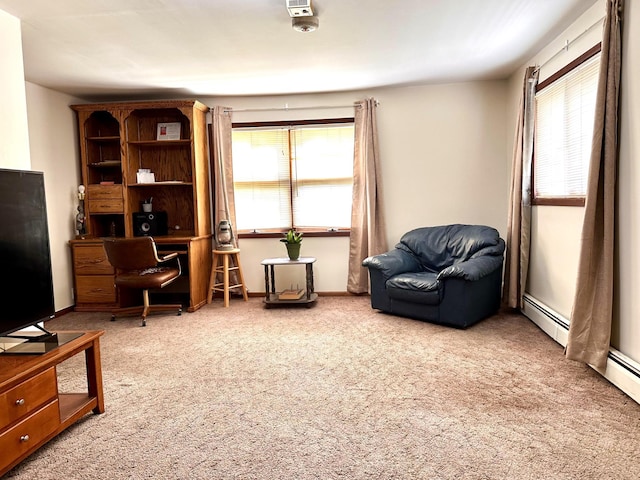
<box><xmin>73</xmin><ymin>245</ymin><xmax>114</xmax><ymax>275</ymax></box>
<box><xmin>0</xmin><ymin>368</ymin><xmax>57</xmax><ymax>427</ymax></box>
<box><xmin>0</xmin><ymin>400</ymin><xmax>59</xmax><ymax>473</ymax></box>
<box><xmin>76</xmin><ymin>276</ymin><xmax>116</xmax><ymax>303</ymax></box>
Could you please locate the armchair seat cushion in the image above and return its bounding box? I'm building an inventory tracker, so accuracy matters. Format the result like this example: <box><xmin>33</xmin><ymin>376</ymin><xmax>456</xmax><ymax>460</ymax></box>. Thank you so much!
<box><xmin>386</xmin><ymin>272</ymin><xmax>442</xmax><ymax>305</ymax></box>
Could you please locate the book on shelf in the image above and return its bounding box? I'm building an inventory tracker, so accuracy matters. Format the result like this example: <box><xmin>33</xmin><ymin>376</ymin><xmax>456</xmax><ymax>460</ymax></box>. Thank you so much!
<box><xmin>278</xmin><ymin>288</ymin><xmax>305</xmax><ymax>300</ymax></box>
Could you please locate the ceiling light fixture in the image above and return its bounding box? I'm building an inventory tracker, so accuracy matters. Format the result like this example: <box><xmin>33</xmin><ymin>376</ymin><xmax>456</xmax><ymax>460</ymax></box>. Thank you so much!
<box><xmin>292</xmin><ymin>16</ymin><xmax>319</xmax><ymax>33</ymax></box>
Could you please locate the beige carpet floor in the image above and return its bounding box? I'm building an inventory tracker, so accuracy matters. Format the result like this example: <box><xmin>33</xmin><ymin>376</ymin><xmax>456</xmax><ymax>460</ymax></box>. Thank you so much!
<box><xmin>4</xmin><ymin>296</ymin><xmax>640</xmax><ymax>479</ymax></box>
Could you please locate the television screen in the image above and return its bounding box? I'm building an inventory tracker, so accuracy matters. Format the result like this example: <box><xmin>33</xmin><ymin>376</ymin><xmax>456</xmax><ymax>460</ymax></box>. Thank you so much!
<box><xmin>0</xmin><ymin>168</ymin><xmax>55</xmax><ymax>337</ymax></box>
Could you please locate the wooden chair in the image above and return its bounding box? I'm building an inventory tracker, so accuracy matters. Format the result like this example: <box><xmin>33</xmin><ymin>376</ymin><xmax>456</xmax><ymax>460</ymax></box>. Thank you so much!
<box><xmin>102</xmin><ymin>237</ymin><xmax>182</xmax><ymax>327</ymax></box>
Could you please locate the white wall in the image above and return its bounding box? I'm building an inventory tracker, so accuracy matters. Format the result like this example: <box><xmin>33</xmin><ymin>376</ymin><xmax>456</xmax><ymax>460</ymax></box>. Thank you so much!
<box><xmin>25</xmin><ymin>83</ymin><xmax>83</xmax><ymax>311</ymax></box>
<box><xmin>509</xmin><ymin>0</ymin><xmax>640</xmax><ymax>365</ymax></box>
<box><xmin>0</xmin><ymin>10</ymin><xmax>30</xmax><ymax>169</ymax></box>
<box><xmin>616</xmin><ymin>0</ymin><xmax>640</xmax><ymax>358</ymax></box>
<box><xmin>202</xmin><ymin>80</ymin><xmax>508</xmax><ymax>293</ymax></box>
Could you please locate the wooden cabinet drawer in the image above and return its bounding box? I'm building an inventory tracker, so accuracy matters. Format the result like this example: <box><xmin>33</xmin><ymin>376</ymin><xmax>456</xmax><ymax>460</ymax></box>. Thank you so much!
<box><xmin>87</xmin><ymin>184</ymin><xmax>124</xmax><ymax>213</ymax></box>
<box><xmin>88</xmin><ymin>198</ymin><xmax>124</xmax><ymax>213</ymax></box>
<box><xmin>0</xmin><ymin>400</ymin><xmax>59</xmax><ymax>473</ymax></box>
<box><xmin>87</xmin><ymin>184</ymin><xmax>123</xmax><ymax>199</ymax></box>
<box><xmin>0</xmin><ymin>369</ymin><xmax>57</xmax><ymax>427</ymax></box>
<box><xmin>76</xmin><ymin>276</ymin><xmax>116</xmax><ymax>303</ymax></box>
<box><xmin>73</xmin><ymin>245</ymin><xmax>114</xmax><ymax>275</ymax></box>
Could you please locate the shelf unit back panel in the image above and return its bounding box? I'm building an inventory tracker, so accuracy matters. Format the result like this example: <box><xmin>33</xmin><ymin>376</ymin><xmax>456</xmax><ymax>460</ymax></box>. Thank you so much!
<box><xmin>126</xmin><ymin>144</ymin><xmax>193</xmax><ymax>184</ymax></box>
<box><xmin>125</xmin><ymin>109</ymin><xmax>190</xmax><ymax>142</ymax></box>
<box><xmin>127</xmin><ymin>184</ymin><xmax>195</xmax><ymax>236</ymax></box>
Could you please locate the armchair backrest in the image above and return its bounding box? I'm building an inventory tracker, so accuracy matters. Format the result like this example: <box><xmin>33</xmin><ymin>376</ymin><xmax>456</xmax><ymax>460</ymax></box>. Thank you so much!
<box><xmin>397</xmin><ymin>224</ymin><xmax>504</xmax><ymax>272</ymax></box>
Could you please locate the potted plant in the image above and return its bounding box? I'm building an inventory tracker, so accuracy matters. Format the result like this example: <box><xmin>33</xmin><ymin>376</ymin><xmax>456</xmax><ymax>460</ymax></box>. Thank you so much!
<box><xmin>280</xmin><ymin>228</ymin><xmax>303</xmax><ymax>260</ymax></box>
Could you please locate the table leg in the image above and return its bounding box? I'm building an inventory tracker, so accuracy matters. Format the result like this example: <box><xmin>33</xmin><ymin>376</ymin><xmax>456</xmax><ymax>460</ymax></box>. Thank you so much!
<box><xmin>264</xmin><ymin>265</ymin><xmax>270</xmax><ymax>302</ymax></box>
<box><xmin>85</xmin><ymin>339</ymin><xmax>105</xmax><ymax>414</ymax></box>
<box><xmin>306</xmin><ymin>263</ymin><xmax>314</xmax><ymax>300</ymax></box>
<box><xmin>269</xmin><ymin>265</ymin><xmax>276</xmax><ymax>295</ymax></box>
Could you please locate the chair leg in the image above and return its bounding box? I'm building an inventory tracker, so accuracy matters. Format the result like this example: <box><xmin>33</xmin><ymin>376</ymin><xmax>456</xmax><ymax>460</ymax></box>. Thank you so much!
<box><xmin>110</xmin><ymin>289</ymin><xmax>182</xmax><ymax>327</ymax></box>
<box><xmin>141</xmin><ymin>290</ymin><xmax>150</xmax><ymax>327</ymax></box>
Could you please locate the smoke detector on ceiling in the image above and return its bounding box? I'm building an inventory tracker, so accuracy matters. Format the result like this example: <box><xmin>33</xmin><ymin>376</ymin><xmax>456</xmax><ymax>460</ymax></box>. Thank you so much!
<box><xmin>286</xmin><ymin>0</ymin><xmax>314</xmax><ymax>17</ymax></box>
<box><xmin>292</xmin><ymin>16</ymin><xmax>319</xmax><ymax>33</ymax></box>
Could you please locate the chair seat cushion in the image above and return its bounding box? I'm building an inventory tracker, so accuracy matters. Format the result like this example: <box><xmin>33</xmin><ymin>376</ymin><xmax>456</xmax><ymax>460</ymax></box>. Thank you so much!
<box><xmin>386</xmin><ymin>272</ymin><xmax>442</xmax><ymax>305</ymax></box>
<box><xmin>115</xmin><ymin>267</ymin><xmax>180</xmax><ymax>289</ymax></box>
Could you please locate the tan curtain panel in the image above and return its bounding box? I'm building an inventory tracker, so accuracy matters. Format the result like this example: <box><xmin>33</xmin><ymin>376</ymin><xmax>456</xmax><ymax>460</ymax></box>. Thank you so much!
<box><xmin>210</xmin><ymin>106</ymin><xmax>237</xmax><ymax>243</ymax></box>
<box><xmin>503</xmin><ymin>67</ymin><xmax>538</xmax><ymax>309</ymax></box>
<box><xmin>210</xmin><ymin>106</ymin><xmax>242</xmax><ymax>289</ymax></box>
<box><xmin>566</xmin><ymin>0</ymin><xmax>623</xmax><ymax>371</ymax></box>
<box><xmin>347</xmin><ymin>98</ymin><xmax>388</xmax><ymax>294</ymax></box>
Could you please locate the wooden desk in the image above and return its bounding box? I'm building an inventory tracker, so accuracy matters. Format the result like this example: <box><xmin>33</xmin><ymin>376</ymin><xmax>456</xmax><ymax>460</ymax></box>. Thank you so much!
<box><xmin>0</xmin><ymin>330</ymin><xmax>105</xmax><ymax>476</ymax></box>
<box><xmin>71</xmin><ymin>235</ymin><xmax>212</xmax><ymax>313</ymax></box>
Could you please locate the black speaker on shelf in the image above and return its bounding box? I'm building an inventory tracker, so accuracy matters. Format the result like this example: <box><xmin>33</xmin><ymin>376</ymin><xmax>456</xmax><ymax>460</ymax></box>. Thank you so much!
<box><xmin>133</xmin><ymin>211</ymin><xmax>168</xmax><ymax>236</ymax></box>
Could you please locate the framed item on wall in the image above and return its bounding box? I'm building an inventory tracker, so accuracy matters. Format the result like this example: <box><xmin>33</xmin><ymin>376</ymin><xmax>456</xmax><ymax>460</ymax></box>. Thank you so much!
<box><xmin>157</xmin><ymin>122</ymin><xmax>181</xmax><ymax>140</ymax></box>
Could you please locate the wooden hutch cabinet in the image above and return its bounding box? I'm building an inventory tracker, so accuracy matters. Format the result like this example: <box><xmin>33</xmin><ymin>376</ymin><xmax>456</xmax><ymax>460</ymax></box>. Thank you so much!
<box><xmin>69</xmin><ymin>100</ymin><xmax>212</xmax><ymax>313</ymax></box>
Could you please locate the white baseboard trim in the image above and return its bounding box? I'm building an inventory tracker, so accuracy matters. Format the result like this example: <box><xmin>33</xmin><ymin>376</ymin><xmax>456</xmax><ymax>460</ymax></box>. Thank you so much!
<box><xmin>522</xmin><ymin>294</ymin><xmax>640</xmax><ymax>405</ymax></box>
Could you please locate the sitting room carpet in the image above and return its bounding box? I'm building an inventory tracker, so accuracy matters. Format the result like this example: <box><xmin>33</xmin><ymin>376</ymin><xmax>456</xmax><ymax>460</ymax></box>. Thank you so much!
<box><xmin>4</xmin><ymin>296</ymin><xmax>640</xmax><ymax>480</ymax></box>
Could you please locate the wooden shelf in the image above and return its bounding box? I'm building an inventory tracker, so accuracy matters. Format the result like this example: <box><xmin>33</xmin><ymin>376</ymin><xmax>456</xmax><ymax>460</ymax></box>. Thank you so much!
<box><xmin>88</xmin><ymin>161</ymin><xmax>121</xmax><ymax>168</ymax></box>
<box><xmin>129</xmin><ymin>181</ymin><xmax>192</xmax><ymax>187</ymax></box>
<box><xmin>87</xmin><ymin>136</ymin><xmax>120</xmax><ymax>141</ymax></box>
<box><xmin>127</xmin><ymin>139</ymin><xmax>191</xmax><ymax>146</ymax></box>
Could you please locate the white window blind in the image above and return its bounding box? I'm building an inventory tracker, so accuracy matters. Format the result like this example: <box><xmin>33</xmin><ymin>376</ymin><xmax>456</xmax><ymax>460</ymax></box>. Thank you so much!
<box><xmin>534</xmin><ymin>52</ymin><xmax>600</xmax><ymax>199</ymax></box>
<box><xmin>232</xmin><ymin>123</ymin><xmax>354</xmax><ymax>232</ymax></box>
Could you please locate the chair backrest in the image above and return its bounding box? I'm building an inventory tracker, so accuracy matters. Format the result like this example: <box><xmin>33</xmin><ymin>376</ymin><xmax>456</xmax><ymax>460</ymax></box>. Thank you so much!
<box><xmin>397</xmin><ymin>224</ymin><xmax>504</xmax><ymax>271</ymax></box>
<box><xmin>103</xmin><ymin>237</ymin><xmax>161</xmax><ymax>271</ymax></box>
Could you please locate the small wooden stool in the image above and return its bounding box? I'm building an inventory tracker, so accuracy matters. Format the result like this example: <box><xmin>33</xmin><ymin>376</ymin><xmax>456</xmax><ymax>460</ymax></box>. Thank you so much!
<box><xmin>207</xmin><ymin>248</ymin><xmax>249</xmax><ymax>307</ymax></box>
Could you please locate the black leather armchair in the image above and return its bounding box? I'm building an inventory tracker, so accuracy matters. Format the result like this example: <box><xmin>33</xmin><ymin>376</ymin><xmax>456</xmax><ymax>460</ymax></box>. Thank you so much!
<box><xmin>362</xmin><ymin>224</ymin><xmax>505</xmax><ymax>328</ymax></box>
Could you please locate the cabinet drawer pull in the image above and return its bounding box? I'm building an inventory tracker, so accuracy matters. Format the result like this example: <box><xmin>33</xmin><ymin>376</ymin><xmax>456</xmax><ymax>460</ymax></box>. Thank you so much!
<box><xmin>20</xmin><ymin>434</ymin><xmax>30</xmax><ymax>443</ymax></box>
<box><xmin>15</xmin><ymin>398</ymin><xmax>25</xmax><ymax>406</ymax></box>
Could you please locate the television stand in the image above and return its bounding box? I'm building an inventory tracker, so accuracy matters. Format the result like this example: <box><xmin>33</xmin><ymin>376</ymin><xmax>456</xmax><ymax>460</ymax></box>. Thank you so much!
<box><xmin>0</xmin><ymin>330</ymin><xmax>105</xmax><ymax>476</ymax></box>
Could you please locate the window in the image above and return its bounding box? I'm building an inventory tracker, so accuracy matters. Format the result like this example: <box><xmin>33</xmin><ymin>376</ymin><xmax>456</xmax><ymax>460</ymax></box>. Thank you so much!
<box><xmin>231</xmin><ymin>119</ymin><xmax>355</xmax><ymax>233</ymax></box>
<box><xmin>534</xmin><ymin>44</ymin><xmax>601</xmax><ymax>206</ymax></box>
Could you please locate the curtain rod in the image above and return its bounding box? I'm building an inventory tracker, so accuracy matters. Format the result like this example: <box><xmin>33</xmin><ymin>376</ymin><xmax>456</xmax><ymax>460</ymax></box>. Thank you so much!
<box><xmin>535</xmin><ymin>16</ymin><xmax>605</xmax><ymax>73</ymax></box>
<box><xmin>224</xmin><ymin>101</ymin><xmax>379</xmax><ymax>114</ymax></box>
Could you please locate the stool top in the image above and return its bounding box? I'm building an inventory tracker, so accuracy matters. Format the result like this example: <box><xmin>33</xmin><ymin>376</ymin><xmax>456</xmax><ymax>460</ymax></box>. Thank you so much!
<box><xmin>213</xmin><ymin>248</ymin><xmax>240</xmax><ymax>254</ymax></box>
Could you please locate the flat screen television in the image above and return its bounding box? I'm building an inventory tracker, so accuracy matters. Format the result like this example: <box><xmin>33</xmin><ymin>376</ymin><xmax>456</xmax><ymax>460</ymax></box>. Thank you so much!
<box><xmin>0</xmin><ymin>168</ymin><xmax>56</xmax><ymax>347</ymax></box>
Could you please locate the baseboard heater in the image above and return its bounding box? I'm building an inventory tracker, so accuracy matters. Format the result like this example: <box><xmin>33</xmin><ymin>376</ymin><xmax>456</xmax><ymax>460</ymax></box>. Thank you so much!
<box><xmin>522</xmin><ymin>294</ymin><xmax>640</xmax><ymax>404</ymax></box>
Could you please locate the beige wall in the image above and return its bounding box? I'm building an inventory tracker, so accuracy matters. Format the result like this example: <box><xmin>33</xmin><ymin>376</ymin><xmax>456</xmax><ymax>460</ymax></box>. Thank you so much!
<box><xmin>25</xmin><ymin>82</ymin><xmax>83</xmax><ymax>311</ymax></box>
<box><xmin>202</xmin><ymin>80</ymin><xmax>508</xmax><ymax>292</ymax></box>
<box><xmin>616</xmin><ymin>0</ymin><xmax>640</xmax><ymax>358</ymax></box>
<box><xmin>0</xmin><ymin>11</ymin><xmax>82</xmax><ymax>312</ymax></box>
<box><xmin>0</xmin><ymin>10</ymin><xmax>30</xmax><ymax>169</ymax></box>
<box><xmin>509</xmin><ymin>0</ymin><xmax>640</xmax><ymax>364</ymax></box>
<box><xmin>16</xmin><ymin>79</ymin><xmax>509</xmax><ymax>306</ymax></box>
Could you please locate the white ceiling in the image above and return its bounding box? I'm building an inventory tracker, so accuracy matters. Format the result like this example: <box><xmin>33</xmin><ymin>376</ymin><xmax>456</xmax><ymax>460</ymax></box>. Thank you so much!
<box><xmin>0</xmin><ymin>0</ymin><xmax>597</xmax><ymax>101</ymax></box>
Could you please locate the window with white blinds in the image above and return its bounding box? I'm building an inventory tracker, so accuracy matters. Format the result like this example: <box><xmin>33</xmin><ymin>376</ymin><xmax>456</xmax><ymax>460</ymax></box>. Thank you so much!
<box><xmin>534</xmin><ymin>48</ymin><xmax>600</xmax><ymax>204</ymax></box>
<box><xmin>231</xmin><ymin>122</ymin><xmax>355</xmax><ymax>232</ymax></box>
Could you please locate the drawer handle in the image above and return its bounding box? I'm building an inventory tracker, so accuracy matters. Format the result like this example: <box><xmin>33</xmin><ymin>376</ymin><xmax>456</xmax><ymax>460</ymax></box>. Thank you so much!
<box><xmin>20</xmin><ymin>434</ymin><xmax>30</xmax><ymax>443</ymax></box>
<box><xmin>15</xmin><ymin>398</ymin><xmax>25</xmax><ymax>406</ymax></box>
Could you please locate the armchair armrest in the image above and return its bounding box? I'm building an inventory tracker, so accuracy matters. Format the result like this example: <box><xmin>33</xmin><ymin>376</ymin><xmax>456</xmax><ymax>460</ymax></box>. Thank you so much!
<box><xmin>437</xmin><ymin>255</ymin><xmax>503</xmax><ymax>282</ymax></box>
<box><xmin>362</xmin><ymin>249</ymin><xmax>422</xmax><ymax>280</ymax></box>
